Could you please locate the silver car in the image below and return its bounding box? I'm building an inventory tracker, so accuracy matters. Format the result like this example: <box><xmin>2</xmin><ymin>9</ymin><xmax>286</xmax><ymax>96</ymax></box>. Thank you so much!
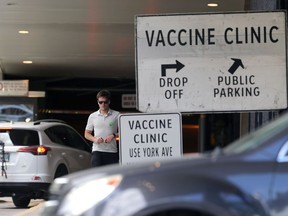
<box><xmin>0</xmin><ymin>119</ymin><xmax>91</xmax><ymax>208</ymax></box>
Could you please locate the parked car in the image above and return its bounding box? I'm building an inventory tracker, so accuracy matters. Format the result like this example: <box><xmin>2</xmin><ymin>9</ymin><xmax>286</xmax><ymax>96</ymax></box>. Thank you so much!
<box><xmin>0</xmin><ymin>119</ymin><xmax>92</xmax><ymax>208</ymax></box>
<box><xmin>40</xmin><ymin>111</ymin><xmax>288</xmax><ymax>216</ymax></box>
<box><xmin>0</xmin><ymin>104</ymin><xmax>34</xmax><ymax>122</ymax></box>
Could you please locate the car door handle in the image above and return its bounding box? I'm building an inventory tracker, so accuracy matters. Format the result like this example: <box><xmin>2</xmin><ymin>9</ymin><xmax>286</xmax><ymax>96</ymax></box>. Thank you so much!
<box><xmin>79</xmin><ymin>154</ymin><xmax>84</xmax><ymax>158</ymax></box>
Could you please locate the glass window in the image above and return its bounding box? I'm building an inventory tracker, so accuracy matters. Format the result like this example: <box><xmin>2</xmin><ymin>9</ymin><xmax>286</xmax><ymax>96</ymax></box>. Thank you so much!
<box><xmin>45</xmin><ymin>125</ymin><xmax>91</xmax><ymax>152</ymax></box>
<box><xmin>0</xmin><ymin>129</ymin><xmax>39</xmax><ymax>146</ymax></box>
<box><xmin>223</xmin><ymin>113</ymin><xmax>288</xmax><ymax>155</ymax></box>
<box><xmin>0</xmin><ymin>104</ymin><xmax>33</xmax><ymax>122</ymax></box>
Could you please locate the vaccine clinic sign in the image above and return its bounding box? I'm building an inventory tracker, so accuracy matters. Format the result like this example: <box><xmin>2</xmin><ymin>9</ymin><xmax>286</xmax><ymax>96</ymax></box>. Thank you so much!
<box><xmin>135</xmin><ymin>11</ymin><xmax>287</xmax><ymax>113</ymax></box>
<box><xmin>119</xmin><ymin>112</ymin><xmax>182</xmax><ymax>165</ymax></box>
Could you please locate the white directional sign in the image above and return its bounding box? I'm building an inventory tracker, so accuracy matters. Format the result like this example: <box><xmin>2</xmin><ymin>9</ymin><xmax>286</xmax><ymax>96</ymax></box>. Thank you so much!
<box><xmin>135</xmin><ymin>11</ymin><xmax>287</xmax><ymax>113</ymax></box>
<box><xmin>119</xmin><ymin>112</ymin><xmax>182</xmax><ymax>165</ymax></box>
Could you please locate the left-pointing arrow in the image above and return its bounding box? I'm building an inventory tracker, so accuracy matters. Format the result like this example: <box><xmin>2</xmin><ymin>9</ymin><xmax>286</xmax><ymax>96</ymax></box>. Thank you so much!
<box><xmin>161</xmin><ymin>60</ymin><xmax>185</xmax><ymax>77</ymax></box>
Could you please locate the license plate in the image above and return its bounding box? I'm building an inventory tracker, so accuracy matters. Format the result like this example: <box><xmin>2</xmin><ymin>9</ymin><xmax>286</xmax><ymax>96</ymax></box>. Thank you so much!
<box><xmin>0</xmin><ymin>153</ymin><xmax>9</xmax><ymax>162</ymax></box>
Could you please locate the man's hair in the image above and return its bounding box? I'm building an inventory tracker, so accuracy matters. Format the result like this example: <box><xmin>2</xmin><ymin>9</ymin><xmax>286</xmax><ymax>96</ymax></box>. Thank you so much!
<box><xmin>96</xmin><ymin>89</ymin><xmax>111</xmax><ymax>100</ymax></box>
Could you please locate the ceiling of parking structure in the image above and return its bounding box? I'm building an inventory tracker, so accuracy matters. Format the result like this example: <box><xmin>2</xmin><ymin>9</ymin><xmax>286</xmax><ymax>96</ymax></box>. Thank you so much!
<box><xmin>0</xmin><ymin>0</ymin><xmax>245</xmax><ymax>81</ymax></box>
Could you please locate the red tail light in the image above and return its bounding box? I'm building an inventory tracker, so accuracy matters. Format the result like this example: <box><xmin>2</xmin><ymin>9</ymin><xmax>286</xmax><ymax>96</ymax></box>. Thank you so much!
<box><xmin>17</xmin><ymin>146</ymin><xmax>51</xmax><ymax>155</ymax></box>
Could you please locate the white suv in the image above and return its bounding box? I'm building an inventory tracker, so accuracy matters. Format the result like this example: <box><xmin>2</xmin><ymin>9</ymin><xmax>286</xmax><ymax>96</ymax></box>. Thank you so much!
<box><xmin>0</xmin><ymin>119</ymin><xmax>92</xmax><ymax>207</ymax></box>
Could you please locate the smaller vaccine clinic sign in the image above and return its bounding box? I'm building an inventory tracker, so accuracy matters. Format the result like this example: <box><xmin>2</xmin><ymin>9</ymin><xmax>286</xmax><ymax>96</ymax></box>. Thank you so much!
<box><xmin>135</xmin><ymin>11</ymin><xmax>287</xmax><ymax>113</ymax></box>
<box><xmin>119</xmin><ymin>112</ymin><xmax>182</xmax><ymax>165</ymax></box>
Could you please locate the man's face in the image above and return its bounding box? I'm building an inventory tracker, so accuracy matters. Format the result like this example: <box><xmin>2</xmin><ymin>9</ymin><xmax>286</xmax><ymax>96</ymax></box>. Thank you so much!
<box><xmin>98</xmin><ymin>96</ymin><xmax>110</xmax><ymax>110</ymax></box>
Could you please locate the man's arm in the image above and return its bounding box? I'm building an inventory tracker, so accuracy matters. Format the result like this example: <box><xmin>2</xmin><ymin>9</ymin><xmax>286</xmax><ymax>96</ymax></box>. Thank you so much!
<box><xmin>84</xmin><ymin>130</ymin><xmax>103</xmax><ymax>144</ymax></box>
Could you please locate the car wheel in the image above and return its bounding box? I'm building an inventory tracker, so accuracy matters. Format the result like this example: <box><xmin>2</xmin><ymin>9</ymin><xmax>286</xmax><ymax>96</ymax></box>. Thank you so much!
<box><xmin>54</xmin><ymin>164</ymin><xmax>68</xmax><ymax>179</ymax></box>
<box><xmin>12</xmin><ymin>195</ymin><xmax>31</xmax><ymax>208</ymax></box>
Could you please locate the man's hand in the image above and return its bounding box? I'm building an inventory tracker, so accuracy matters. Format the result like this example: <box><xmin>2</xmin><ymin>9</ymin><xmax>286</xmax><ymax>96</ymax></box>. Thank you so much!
<box><xmin>104</xmin><ymin>134</ymin><xmax>115</xmax><ymax>143</ymax></box>
<box><xmin>95</xmin><ymin>136</ymin><xmax>104</xmax><ymax>144</ymax></box>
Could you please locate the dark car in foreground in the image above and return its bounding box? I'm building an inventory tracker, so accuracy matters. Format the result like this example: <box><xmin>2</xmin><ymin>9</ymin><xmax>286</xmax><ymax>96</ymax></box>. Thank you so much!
<box><xmin>40</xmin><ymin>111</ymin><xmax>288</xmax><ymax>216</ymax></box>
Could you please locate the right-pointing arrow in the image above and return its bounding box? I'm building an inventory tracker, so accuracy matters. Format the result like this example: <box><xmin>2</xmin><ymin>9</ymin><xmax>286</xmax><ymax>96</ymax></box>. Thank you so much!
<box><xmin>161</xmin><ymin>60</ymin><xmax>185</xmax><ymax>77</ymax></box>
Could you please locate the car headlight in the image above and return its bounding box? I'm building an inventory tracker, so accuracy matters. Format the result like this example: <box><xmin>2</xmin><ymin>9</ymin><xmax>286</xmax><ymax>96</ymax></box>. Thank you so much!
<box><xmin>57</xmin><ymin>174</ymin><xmax>123</xmax><ymax>216</ymax></box>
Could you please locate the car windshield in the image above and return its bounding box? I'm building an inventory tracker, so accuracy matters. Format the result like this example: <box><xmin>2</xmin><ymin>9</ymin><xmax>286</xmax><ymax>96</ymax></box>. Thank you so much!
<box><xmin>222</xmin><ymin>112</ymin><xmax>288</xmax><ymax>155</ymax></box>
<box><xmin>0</xmin><ymin>129</ymin><xmax>39</xmax><ymax>146</ymax></box>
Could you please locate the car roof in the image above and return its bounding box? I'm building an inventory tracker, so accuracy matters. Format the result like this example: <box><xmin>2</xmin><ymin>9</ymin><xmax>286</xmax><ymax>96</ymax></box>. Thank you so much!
<box><xmin>53</xmin><ymin>154</ymin><xmax>206</xmax><ymax>186</ymax></box>
<box><xmin>0</xmin><ymin>119</ymin><xmax>68</xmax><ymax>130</ymax></box>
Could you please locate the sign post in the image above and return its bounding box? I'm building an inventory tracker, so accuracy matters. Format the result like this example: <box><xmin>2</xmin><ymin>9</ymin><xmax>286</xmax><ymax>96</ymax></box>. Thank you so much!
<box><xmin>119</xmin><ymin>112</ymin><xmax>182</xmax><ymax>165</ymax></box>
<box><xmin>135</xmin><ymin>11</ymin><xmax>287</xmax><ymax>113</ymax></box>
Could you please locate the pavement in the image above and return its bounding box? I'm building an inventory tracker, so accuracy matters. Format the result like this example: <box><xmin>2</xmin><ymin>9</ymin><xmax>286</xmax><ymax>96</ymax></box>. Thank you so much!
<box><xmin>15</xmin><ymin>203</ymin><xmax>44</xmax><ymax>216</ymax></box>
<box><xmin>0</xmin><ymin>197</ymin><xmax>45</xmax><ymax>216</ymax></box>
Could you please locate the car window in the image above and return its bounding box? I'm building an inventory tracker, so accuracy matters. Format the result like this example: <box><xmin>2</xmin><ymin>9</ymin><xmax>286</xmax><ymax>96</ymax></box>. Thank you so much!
<box><xmin>0</xmin><ymin>129</ymin><xmax>39</xmax><ymax>146</ymax></box>
<box><xmin>277</xmin><ymin>140</ymin><xmax>288</xmax><ymax>162</ymax></box>
<box><xmin>45</xmin><ymin>125</ymin><xmax>91</xmax><ymax>152</ymax></box>
<box><xmin>64</xmin><ymin>126</ymin><xmax>91</xmax><ymax>152</ymax></box>
<box><xmin>45</xmin><ymin>126</ymin><xmax>68</xmax><ymax>146</ymax></box>
<box><xmin>223</xmin><ymin>113</ymin><xmax>288</xmax><ymax>155</ymax></box>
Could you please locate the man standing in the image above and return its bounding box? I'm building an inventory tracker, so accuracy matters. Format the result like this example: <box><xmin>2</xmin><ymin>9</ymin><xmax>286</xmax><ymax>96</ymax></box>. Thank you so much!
<box><xmin>84</xmin><ymin>89</ymin><xmax>120</xmax><ymax>167</ymax></box>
